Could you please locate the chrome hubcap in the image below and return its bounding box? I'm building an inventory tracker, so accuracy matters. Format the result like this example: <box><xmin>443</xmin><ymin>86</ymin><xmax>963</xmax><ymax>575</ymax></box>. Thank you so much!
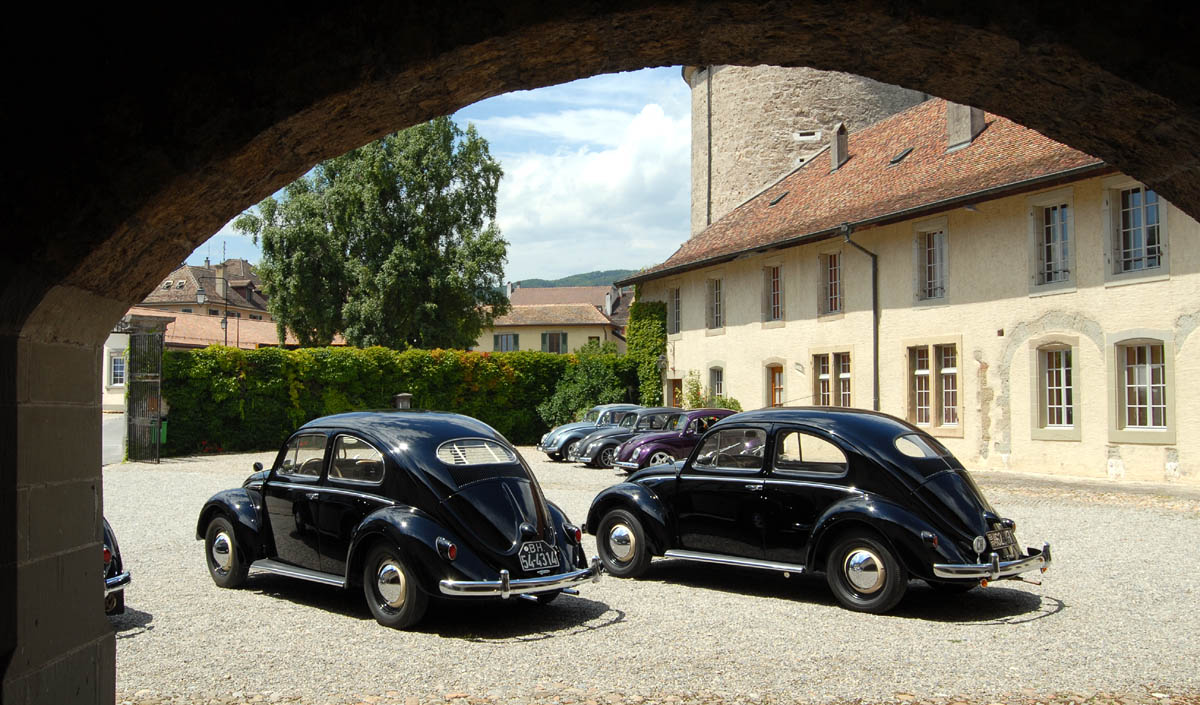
<box><xmin>376</xmin><ymin>560</ymin><xmax>407</xmax><ymax>608</ymax></box>
<box><xmin>650</xmin><ymin>452</ymin><xmax>673</xmax><ymax>465</ymax></box>
<box><xmin>601</xmin><ymin>448</ymin><xmax>615</xmax><ymax>466</ymax></box>
<box><xmin>608</xmin><ymin>524</ymin><xmax>635</xmax><ymax>562</ymax></box>
<box><xmin>844</xmin><ymin>548</ymin><xmax>885</xmax><ymax>594</ymax></box>
<box><xmin>211</xmin><ymin>532</ymin><xmax>233</xmax><ymax>574</ymax></box>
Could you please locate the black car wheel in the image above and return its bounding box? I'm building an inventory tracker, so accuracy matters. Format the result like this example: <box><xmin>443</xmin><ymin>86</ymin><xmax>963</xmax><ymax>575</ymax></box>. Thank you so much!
<box><xmin>104</xmin><ymin>590</ymin><xmax>125</xmax><ymax>616</ymax></box>
<box><xmin>363</xmin><ymin>545</ymin><xmax>428</xmax><ymax>629</ymax></box>
<box><xmin>596</xmin><ymin>508</ymin><xmax>651</xmax><ymax>578</ymax></box>
<box><xmin>648</xmin><ymin>451</ymin><xmax>675</xmax><ymax>467</ymax></box>
<box><xmin>598</xmin><ymin>446</ymin><xmax>617</xmax><ymax>468</ymax></box>
<box><xmin>205</xmin><ymin>516</ymin><xmax>249</xmax><ymax>588</ymax></box>
<box><xmin>825</xmin><ymin>530</ymin><xmax>907</xmax><ymax>614</ymax></box>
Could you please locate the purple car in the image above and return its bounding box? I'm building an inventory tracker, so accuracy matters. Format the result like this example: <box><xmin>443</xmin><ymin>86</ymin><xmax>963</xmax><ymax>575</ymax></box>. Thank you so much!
<box><xmin>612</xmin><ymin>408</ymin><xmax>736</xmax><ymax>472</ymax></box>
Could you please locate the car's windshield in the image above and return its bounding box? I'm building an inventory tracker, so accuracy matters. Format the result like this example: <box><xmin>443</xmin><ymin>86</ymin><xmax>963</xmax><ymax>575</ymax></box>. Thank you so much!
<box><xmin>619</xmin><ymin>413</ymin><xmax>637</xmax><ymax>429</ymax></box>
<box><xmin>636</xmin><ymin>412</ymin><xmax>681</xmax><ymax>431</ymax></box>
<box><xmin>584</xmin><ymin>409</ymin><xmax>600</xmax><ymax>422</ymax></box>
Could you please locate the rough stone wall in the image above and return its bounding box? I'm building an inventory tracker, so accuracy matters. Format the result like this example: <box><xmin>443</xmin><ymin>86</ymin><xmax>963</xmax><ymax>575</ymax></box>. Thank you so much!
<box><xmin>688</xmin><ymin>65</ymin><xmax>926</xmax><ymax>234</ymax></box>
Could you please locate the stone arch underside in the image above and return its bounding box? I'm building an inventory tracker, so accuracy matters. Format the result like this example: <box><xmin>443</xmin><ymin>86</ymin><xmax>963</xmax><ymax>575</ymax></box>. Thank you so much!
<box><xmin>6</xmin><ymin>2</ymin><xmax>1200</xmax><ymax>702</ymax></box>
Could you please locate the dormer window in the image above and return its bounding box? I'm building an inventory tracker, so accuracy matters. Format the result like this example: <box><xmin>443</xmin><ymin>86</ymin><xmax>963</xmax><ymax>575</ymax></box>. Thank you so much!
<box><xmin>175</xmin><ymin>280</ymin><xmax>185</xmax><ymax>289</ymax></box>
<box><xmin>162</xmin><ymin>281</ymin><xmax>171</xmax><ymax>289</ymax></box>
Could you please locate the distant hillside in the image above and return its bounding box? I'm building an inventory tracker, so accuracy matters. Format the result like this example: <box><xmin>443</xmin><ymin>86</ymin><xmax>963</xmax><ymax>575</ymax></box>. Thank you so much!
<box><xmin>518</xmin><ymin>269</ymin><xmax>638</xmax><ymax>288</ymax></box>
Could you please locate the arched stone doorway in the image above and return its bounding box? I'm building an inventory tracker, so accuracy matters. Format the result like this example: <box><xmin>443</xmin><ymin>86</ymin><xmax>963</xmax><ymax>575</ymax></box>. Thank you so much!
<box><xmin>5</xmin><ymin>3</ymin><xmax>1199</xmax><ymax>702</ymax></box>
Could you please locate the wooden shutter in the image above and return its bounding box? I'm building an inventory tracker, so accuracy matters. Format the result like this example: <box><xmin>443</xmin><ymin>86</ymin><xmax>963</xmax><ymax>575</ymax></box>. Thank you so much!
<box><xmin>493</xmin><ymin>334</ymin><xmax>500</xmax><ymax>352</ymax></box>
<box><xmin>761</xmin><ymin>268</ymin><xmax>770</xmax><ymax>321</ymax></box>
<box><xmin>512</xmin><ymin>334</ymin><xmax>519</xmax><ymax>350</ymax></box>
<box><xmin>560</xmin><ymin>332</ymin><xmax>568</xmax><ymax>352</ymax></box>
<box><xmin>705</xmin><ymin>279</ymin><xmax>714</xmax><ymax>329</ymax></box>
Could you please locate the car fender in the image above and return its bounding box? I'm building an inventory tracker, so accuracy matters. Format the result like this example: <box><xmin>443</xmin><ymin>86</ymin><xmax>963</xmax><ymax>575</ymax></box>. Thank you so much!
<box><xmin>545</xmin><ymin>500</ymin><xmax>589</xmax><ymax>569</ymax></box>
<box><xmin>586</xmin><ymin>482</ymin><xmax>671</xmax><ymax>555</ymax></box>
<box><xmin>806</xmin><ymin>495</ymin><xmax>962</xmax><ymax>581</ymax></box>
<box><xmin>345</xmin><ymin>505</ymin><xmax>491</xmax><ymax>596</ymax></box>
<box><xmin>196</xmin><ymin>489</ymin><xmax>264</xmax><ymax>560</ymax></box>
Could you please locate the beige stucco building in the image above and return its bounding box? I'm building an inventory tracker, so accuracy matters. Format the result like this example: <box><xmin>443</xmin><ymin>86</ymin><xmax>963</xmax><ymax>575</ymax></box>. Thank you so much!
<box><xmin>624</xmin><ymin>99</ymin><xmax>1198</xmax><ymax>484</ymax></box>
<box><xmin>473</xmin><ymin>284</ymin><xmax>630</xmax><ymax>353</ymax></box>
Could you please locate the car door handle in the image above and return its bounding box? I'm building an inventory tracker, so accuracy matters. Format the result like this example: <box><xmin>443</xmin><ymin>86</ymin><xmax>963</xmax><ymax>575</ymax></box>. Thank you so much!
<box><xmin>305</xmin><ymin>492</ymin><xmax>319</xmax><ymax>500</ymax></box>
<box><xmin>744</xmin><ymin>483</ymin><xmax>763</xmax><ymax>491</ymax></box>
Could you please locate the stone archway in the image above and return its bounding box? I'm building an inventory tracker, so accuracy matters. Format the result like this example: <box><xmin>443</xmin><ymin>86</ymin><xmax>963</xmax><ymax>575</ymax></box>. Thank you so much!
<box><xmin>5</xmin><ymin>3</ymin><xmax>1200</xmax><ymax>702</ymax></box>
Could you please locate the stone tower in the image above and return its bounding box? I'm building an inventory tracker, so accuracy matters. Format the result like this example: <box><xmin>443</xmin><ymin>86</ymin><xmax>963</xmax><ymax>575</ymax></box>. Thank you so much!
<box><xmin>686</xmin><ymin>65</ymin><xmax>927</xmax><ymax>235</ymax></box>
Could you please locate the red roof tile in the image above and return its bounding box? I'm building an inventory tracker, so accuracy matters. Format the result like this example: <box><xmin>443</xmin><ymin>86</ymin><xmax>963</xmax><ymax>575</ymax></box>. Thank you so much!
<box><xmin>623</xmin><ymin>99</ymin><xmax>1106</xmax><ymax>284</ymax></box>
<box><xmin>491</xmin><ymin>303</ymin><xmax>614</xmax><ymax>327</ymax></box>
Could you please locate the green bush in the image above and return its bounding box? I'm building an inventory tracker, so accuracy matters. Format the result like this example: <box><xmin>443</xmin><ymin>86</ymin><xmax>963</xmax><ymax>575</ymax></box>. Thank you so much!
<box><xmin>160</xmin><ymin>345</ymin><xmax>639</xmax><ymax>456</ymax></box>
<box><xmin>536</xmin><ymin>341</ymin><xmax>637</xmax><ymax>427</ymax></box>
<box><xmin>682</xmin><ymin>370</ymin><xmax>743</xmax><ymax>412</ymax></box>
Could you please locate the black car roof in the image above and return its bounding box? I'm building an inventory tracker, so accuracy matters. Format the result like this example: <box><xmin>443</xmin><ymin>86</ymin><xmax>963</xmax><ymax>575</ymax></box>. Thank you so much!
<box><xmin>711</xmin><ymin>407</ymin><xmax>919</xmax><ymax>440</ymax></box>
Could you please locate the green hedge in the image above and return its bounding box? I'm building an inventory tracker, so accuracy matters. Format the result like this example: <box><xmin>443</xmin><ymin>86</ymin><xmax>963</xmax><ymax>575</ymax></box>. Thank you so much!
<box><xmin>161</xmin><ymin>346</ymin><xmax>638</xmax><ymax>455</ymax></box>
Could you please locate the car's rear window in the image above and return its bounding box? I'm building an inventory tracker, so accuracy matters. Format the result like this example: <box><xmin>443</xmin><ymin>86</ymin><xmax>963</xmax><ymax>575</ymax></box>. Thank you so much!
<box><xmin>894</xmin><ymin>433</ymin><xmax>951</xmax><ymax>459</ymax></box>
<box><xmin>434</xmin><ymin>438</ymin><xmax>530</xmax><ymax>489</ymax></box>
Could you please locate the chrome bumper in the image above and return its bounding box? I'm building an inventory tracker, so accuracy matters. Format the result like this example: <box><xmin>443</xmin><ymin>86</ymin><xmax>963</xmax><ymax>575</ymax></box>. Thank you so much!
<box><xmin>105</xmin><ymin>570</ymin><xmax>131</xmax><ymax>595</ymax></box>
<box><xmin>439</xmin><ymin>556</ymin><xmax>602</xmax><ymax>598</ymax></box>
<box><xmin>933</xmin><ymin>543</ymin><xmax>1051</xmax><ymax>581</ymax></box>
<box><xmin>614</xmin><ymin>460</ymin><xmax>640</xmax><ymax>470</ymax></box>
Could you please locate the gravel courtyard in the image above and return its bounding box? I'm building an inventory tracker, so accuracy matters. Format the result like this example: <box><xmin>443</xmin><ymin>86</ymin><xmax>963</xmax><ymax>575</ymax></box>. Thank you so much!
<box><xmin>104</xmin><ymin>448</ymin><xmax>1200</xmax><ymax>705</ymax></box>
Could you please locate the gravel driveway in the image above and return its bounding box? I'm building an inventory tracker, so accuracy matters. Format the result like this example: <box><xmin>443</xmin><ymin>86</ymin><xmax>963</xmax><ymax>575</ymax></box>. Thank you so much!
<box><xmin>103</xmin><ymin>448</ymin><xmax>1200</xmax><ymax>704</ymax></box>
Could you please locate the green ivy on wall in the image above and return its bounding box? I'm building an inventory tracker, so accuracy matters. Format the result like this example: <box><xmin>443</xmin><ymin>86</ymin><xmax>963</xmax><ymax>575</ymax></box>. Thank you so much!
<box><xmin>625</xmin><ymin>297</ymin><xmax>667</xmax><ymax>407</ymax></box>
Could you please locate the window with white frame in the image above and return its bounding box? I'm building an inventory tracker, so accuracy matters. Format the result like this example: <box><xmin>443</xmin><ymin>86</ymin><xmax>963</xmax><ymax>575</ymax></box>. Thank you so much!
<box><xmin>768</xmin><ymin>365</ymin><xmax>784</xmax><ymax>407</ymax></box>
<box><xmin>822</xmin><ymin>252</ymin><xmax>842</xmax><ymax>314</ymax></box>
<box><xmin>1116</xmin><ymin>186</ymin><xmax>1162</xmax><ymax>273</ymax></box>
<box><xmin>1041</xmin><ymin>347</ymin><xmax>1073</xmax><ymax>427</ymax></box>
<box><xmin>709</xmin><ymin>367</ymin><xmax>724</xmax><ymax>397</ymax></box>
<box><xmin>813</xmin><ymin>351</ymin><xmax>851</xmax><ymax>407</ymax></box>
<box><xmin>835</xmin><ymin>352</ymin><xmax>852</xmax><ymax>407</ymax></box>
<box><xmin>907</xmin><ymin>342</ymin><xmax>960</xmax><ymax>432</ymax></box>
<box><xmin>763</xmin><ymin>265</ymin><xmax>783</xmax><ymax>322</ymax></box>
<box><xmin>1038</xmin><ymin>203</ymin><xmax>1071</xmax><ymax>284</ymax></box>
<box><xmin>668</xmin><ymin>287</ymin><xmax>681</xmax><ymax>334</ymax></box>
<box><xmin>1120</xmin><ymin>342</ymin><xmax>1166</xmax><ymax>428</ymax></box>
<box><xmin>494</xmin><ymin>333</ymin><xmax>519</xmax><ymax>351</ymax></box>
<box><xmin>706</xmin><ymin>278</ymin><xmax>724</xmax><ymax>329</ymax></box>
<box><xmin>917</xmin><ymin>229</ymin><xmax>946</xmax><ymax>300</ymax></box>
<box><xmin>813</xmin><ymin>354</ymin><xmax>831</xmax><ymax>406</ymax></box>
<box><xmin>109</xmin><ymin>353</ymin><xmax>125</xmax><ymax>387</ymax></box>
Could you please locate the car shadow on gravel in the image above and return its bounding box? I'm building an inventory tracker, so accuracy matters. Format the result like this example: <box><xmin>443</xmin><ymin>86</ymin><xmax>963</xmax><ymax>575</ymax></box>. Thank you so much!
<box><xmin>643</xmin><ymin>559</ymin><xmax>1064</xmax><ymax>624</ymax></box>
<box><xmin>246</xmin><ymin>573</ymin><xmax>623</xmax><ymax>640</ymax></box>
<box><xmin>109</xmin><ymin>607</ymin><xmax>155</xmax><ymax>639</ymax></box>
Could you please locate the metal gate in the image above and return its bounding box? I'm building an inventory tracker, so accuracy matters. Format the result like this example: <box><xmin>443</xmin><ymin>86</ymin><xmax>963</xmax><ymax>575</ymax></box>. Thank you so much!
<box><xmin>126</xmin><ymin>331</ymin><xmax>164</xmax><ymax>463</ymax></box>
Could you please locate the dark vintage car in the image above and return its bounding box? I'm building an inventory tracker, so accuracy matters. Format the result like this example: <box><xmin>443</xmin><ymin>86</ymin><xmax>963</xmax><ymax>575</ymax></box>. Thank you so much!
<box><xmin>586</xmin><ymin>408</ymin><xmax>1051</xmax><ymax>614</ymax></box>
<box><xmin>197</xmin><ymin>410</ymin><xmax>601</xmax><ymax>629</ymax></box>
<box><xmin>612</xmin><ymin>408</ymin><xmax>737</xmax><ymax>472</ymax></box>
<box><xmin>536</xmin><ymin>403</ymin><xmax>641</xmax><ymax>462</ymax></box>
<box><xmin>103</xmin><ymin>517</ymin><xmax>131</xmax><ymax>615</ymax></box>
<box><xmin>569</xmin><ymin>407</ymin><xmax>686</xmax><ymax>468</ymax></box>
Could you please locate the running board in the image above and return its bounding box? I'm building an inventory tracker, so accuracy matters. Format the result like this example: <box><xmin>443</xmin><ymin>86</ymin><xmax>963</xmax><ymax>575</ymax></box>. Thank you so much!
<box><xmin>250</xmin><ymin>559</ymin><xmax>346</xmax><ymax>588</ymax></box>
<box><xmin>663</xmin><ymin>550</ymin><xmax>806</xmax><ymax>575</ymax></box>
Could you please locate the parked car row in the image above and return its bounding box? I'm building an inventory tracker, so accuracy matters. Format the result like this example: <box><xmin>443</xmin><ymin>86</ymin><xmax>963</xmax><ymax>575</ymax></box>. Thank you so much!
<box><xmin>196</xmin><ymin>405</ymin><xmax>1052</xmax><ymax>629</ymax></box>
<box><xmin>538</xmin><ymin>404</ymin><xmax>736</xmax><ymax>471</ymax></box>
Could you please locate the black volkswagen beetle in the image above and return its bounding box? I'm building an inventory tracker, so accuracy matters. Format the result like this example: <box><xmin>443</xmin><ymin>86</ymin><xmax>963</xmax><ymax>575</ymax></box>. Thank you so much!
<box><xmin>197</xmin><ymin>410</ymin><xmax>601</xmax><ymax>629</ymax></box>
<box><xmin>586</xmin><ymin>408</ymin><xmax>1050</xmax><ymax>614</ymax></box>
<box><xmin>103</xmin><ymin>517</ymin><xmax>131</xmax><ymax>615</ymax></box>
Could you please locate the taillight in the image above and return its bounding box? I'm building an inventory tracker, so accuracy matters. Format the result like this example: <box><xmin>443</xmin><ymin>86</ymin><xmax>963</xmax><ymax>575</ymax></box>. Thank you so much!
<box><xmin>563</xmin><ymin>523</ymin><xmax>583</xmax><ymax>543</ymax></box>
<box><xmin>436</xmin><ymin>537</ymin><xmax>457</xmax><ymax>561</ymax></box>
<box><xmin>103</xmin><ymin>547</ymin><xmax>112</xmax><ymax>565</ymax></box>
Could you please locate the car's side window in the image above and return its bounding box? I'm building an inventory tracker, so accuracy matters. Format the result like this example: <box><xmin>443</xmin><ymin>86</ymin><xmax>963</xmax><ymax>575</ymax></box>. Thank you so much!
<box><xmin>773</xmin><ymin>429</ymin><xmax>848</xmax><ymax>476</ymax></box>
<box><xmin>691</xmin><ymin>428</ymin><xmax>767</xmax><ymax>472</ymax></box>
<box><xmin>277</xmin><ymin>433</ymin><xmax>327</xmax><ymax>479</ymax></box>
<box><xmin>329</xmin><ymin>435</ymin><xmax>385</xmax><ymax>484</ymax></box>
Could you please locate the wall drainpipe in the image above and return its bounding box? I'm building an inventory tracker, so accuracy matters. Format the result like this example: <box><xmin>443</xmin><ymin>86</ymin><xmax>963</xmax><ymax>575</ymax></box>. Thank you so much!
<box><xmin>841</xmin><ymin>223</ymin><xmax>880</xmax><ymax>411</ymax></box>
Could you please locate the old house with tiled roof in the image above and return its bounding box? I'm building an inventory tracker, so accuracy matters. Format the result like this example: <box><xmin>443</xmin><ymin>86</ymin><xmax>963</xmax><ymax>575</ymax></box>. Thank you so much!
<box><xmin>473</xmin><ymin>284</ymin><xmax>630</xmax><ymax>353</ymax></box>
<box><xmin>621</xmin><ymin>98</ymin><xmax>1199</xmax><ymax>483</ymax></box>
<box><xmin>139</xmin><ymin>257</ymin><xmax>273</xmax><ymax>322</ymax></box>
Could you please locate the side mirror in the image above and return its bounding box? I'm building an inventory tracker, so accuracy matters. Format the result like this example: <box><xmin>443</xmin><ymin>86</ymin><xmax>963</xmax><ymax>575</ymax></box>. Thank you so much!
<box><xmin>253</xmin><ymin>462</ymin><xmax>263</xmax><ymax>472</ymax></box>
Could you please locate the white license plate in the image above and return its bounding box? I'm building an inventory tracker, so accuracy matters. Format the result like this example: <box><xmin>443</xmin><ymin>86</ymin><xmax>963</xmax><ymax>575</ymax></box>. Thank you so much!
<box><xmin>987</xmin><ymin>528</ymin><xmax>1016</xmax><ymax>549</ymax></box>
<box><xmin>518</xmin><ymin>541</ymin><xmax>560</xmax><ymax>572</ymax></box>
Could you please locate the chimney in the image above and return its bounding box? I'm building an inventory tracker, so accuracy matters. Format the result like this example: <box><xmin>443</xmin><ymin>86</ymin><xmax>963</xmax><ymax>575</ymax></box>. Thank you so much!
<box><xmin>830</xmin><ymin>123</ymin><xmax>848</xmax><ymax>171</ymax></box>
<box><xmin>204</xmin><ymin>256</ymin><xmax>210</xmax><ymax>268</ymax></box>
<box><xmin>946</xmin><ymin>102</ymin><xmax>986</xmax><ymax>151</ymax></box>
<box><xmin>505</xmin><ymin>281</ymin><xmax>517</xmax><ymax>298</ymax></box>
<box><xmin>605</xmin><ymin>289</ymin><xmax>613</xmax><ymax>316</ymax></box>
<box><xmin>393</xmin><ymin>393</ymin><xmax>413</xmax><ymax>409</ymax></box>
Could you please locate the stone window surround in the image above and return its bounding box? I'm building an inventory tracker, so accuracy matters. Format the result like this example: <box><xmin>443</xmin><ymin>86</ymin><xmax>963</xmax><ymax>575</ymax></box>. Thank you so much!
<box><xmin>708</xmin><ymin>361</ymin><xmax>726</xmax><ymax>397</ymax></box>
<box><xmin>107</xmin><ymin>349</ymin><xmax>125</xmax><ymax>388</ymax></box>
<box><xmin>1106</xmin><ymin>329</ymin><xmax>1176</xmax><ymax>445</ymax></box>
<box><xmin>667</xmin><ymin>281</ymin><xmax>683</xmax><ymax>337</ymax></box>
<box><xmin>760</xmin><ymin>256</ymin><xmax>786</xmax><ymax>329</ymax></box>
<box><xmin>763</xmin><ymin>356</ymin><xmax>787</xmax><ymax>407</ymax></box>
<box><xmin>912</xmin><ymin>215</ymin><xmax>949</xmax><ymax>305</ymax></box>
<box><xmin>902</xmin><ymin>334</ymin><xmax>963</xmax><ymax>438</ymax></box>
<box><xmin>1026</xmin><ymin>187</ymin><xmax>1076</xmax><ymax>296</ymax></box>
<box><xmin>1028</xmin><ymin>334</ymin><xmax>1082</xmax><ymax>442</ymax></box>
<box><xmin>1101</xmin><ymin>174</ymin><xmax>1170</xmax><ymax>287</ymax></box>
<box><xmin>808</xmin><ymin>344</ymin><xmax>854</xmax><ymax>408</ymax></box>
<box><xmin>815</xmin><ymin>243</ymin><xmax>845</xmax><ymax>320</ymax></box>
<box><xmin>704</xmin><ymin>268</ymin><xmax>726</xmax><ymax>336</ymax></box>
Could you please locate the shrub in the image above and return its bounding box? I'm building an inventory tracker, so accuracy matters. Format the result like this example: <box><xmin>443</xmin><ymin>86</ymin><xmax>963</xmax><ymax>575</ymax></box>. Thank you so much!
<box><xmin>626</xmin><ymin>297</ymin><xmax>667</xmax><ymax>406</ymax></box>
<box><xmin>682</xmin><ymin>370</ymin><xmax>743</xmax><ymax>411</ymax></box>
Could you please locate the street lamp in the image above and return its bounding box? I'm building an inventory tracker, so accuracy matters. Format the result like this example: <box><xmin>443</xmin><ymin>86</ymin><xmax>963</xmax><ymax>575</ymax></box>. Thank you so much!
<box><xmin>195</xmin><ymin>276</ymin><xmax>230</xmax><ymax>346</ymax></box>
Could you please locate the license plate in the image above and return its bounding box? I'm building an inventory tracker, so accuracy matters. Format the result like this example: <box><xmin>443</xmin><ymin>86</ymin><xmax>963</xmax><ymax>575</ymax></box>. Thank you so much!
<box><xmin>518</xmin><ymin>541</ymin><xmax>560</xmax><ymax>572</ymax></box>
<box><xmin>987</xmin><ymin>528</ymin><xmax>1016</xmax><ymax>550</ymax></box>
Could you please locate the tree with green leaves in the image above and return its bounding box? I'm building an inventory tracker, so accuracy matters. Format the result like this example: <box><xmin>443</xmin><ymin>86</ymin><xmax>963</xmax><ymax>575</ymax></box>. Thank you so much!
<box><xmin>235</xmin><ymin>117</ymin><xmax>510</xmax><ymax>349</ymax></box>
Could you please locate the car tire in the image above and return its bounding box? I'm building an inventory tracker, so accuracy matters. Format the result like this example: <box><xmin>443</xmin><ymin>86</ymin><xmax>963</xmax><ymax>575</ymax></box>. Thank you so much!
<box><xmin>548</xmin><ymin>451</ymin><xmax>563</xmax><ymax>462</ymax></box>
<box><xmin>598</xmin><ymin>446</ymin><xmax>616</xmax><ymax>468</ymax></box>
<box><xmin>825</xmin><ymin>530</ymin><xmax>907</xmax><ymax>614</ymax></box>
<box><xmin>104</xmin><ymin>590</ymin><xmax>125</xmax><ymax>616</ymax></box>
<box><xmin>648</xmin><ymin>451</ymin><xmax>675</xmax><ymax>467</ymax></box>
<box><xmin>596</xmin><ymin>508</ymin><xmax>651</xmax><ymax>578</ymax></box>
<box><xmin>563</xmin><ymin>441</ymin><xmax>578</xmax><ymax>462</ymax></box>
<box><xmin>205</xmin><ymin>515</ymin><xmax>249</xmax><ymax>588</ymax></box>
<box><xmin>363</xmin><ymin>545</ymin><xmax>428</xmax><ymax>629</ymax></box>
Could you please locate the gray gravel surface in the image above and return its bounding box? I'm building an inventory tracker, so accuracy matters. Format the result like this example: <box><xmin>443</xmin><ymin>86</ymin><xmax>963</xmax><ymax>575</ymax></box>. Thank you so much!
<box><xmin>103</xmin><ymin>449</ymin><xmax>1200</xmax><ymax>704</ymax></box>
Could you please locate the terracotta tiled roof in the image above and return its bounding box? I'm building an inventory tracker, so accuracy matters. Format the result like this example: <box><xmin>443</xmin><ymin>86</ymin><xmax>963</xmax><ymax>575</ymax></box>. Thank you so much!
<box><xmin>621</xmin><ymin>99</ymin><xmax>1107</xmax><ymax>285</ymax></box>
<box><xmin>491</xmin><ymin>303</ymin><xmax>615</xmax><ymax>327</ymax></box>
<box><xmin>124</xmin><ymin>306</ymin><xmax>345</xmax><ymax>349</ymax></box>
<box><xmin>510</xmin><ymin>286</ymin><xmax>611</xmax><ymax>306</ymax></box>
<box><xmin>142</xmin><ymin>260</ymin><xmax>269</xmax><ymax>313</ymax></box>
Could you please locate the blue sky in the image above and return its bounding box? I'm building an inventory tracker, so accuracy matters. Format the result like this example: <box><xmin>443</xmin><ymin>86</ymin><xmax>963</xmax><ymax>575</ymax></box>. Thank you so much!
<box><xmin>187</xmin><ymin>66</ymin><xmax>692</xmax><ymax>282</ymax></box>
